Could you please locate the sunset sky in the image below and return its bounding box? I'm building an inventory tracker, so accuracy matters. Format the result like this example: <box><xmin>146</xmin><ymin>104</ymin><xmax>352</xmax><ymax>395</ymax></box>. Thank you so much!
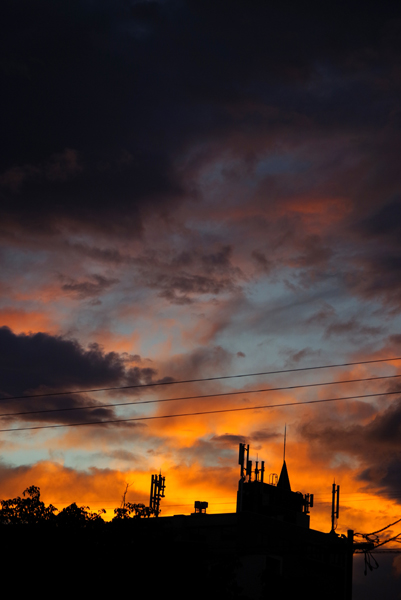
<box><xmin>1</xmin><ymin>1</ymin><xmax>401</xmax><ymax>595</ymax></box>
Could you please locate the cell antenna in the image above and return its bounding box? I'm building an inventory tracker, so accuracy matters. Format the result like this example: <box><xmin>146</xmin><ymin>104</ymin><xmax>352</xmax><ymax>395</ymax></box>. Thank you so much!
<box><xmin>239</xmin><ymin>442</ymin><xmax>249</xmax><ymax>481</ymax></box>
<box><xmin>150</xmin><ymin>472</ymin><xmax>166</xmax><ymax>517</ymax></box>
<box><xmin>331</xmin><ymin>480</ymin><xmax>340</xmax><ymax>533</ymax></box>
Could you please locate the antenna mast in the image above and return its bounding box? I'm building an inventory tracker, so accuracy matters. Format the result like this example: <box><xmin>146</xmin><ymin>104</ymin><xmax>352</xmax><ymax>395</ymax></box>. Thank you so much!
<box><xmin>150</xmin><ymin>473</ymin><xmax>166</xmax><ymax>517</ymax></box>
<box><xmin>331</xmin><ymin>481</ymin><xmax>340</xmax><ymax>533</ymax></box>
<box><xmin>283</xmin><ymin>424</ymin><xmax>287</xmax><ymax>462</ymax></box>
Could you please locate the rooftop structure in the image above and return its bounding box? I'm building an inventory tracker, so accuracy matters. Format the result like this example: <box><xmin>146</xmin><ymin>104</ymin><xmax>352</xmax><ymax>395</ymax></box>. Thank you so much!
<box><xmin>136</xmin><ymin>442</ymin><xmax>354</xmax><ymax>600</ymax></box>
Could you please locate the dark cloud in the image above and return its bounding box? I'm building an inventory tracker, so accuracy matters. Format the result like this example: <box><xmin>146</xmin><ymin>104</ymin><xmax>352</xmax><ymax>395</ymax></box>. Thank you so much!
<box><xmin>388</xmin><ymin>334</ymin><xmax>401</xmax><ymax>349</ymax></box>
<box><xmin>0</xmin><ymin>327</ymin><xmax>126</xmax><ymax>395</ymax></box>
<box><xmin>300</xmin><ymin>396</ymin><xmax>401</xmax><ymax>500</ymax></box>
<box><xmin>156</xmin><ymin>273</ymin><xmax>237</xmax><ymax>304</ymax></box>
<box><xmin>289</xmin><ymin>235</ymin><xmax>333</xmax><ymax>269</ymax></box>
<box><xmin>65</xmin><ymin>242</ymin><xmax>128</xmax><ymax>265</ymax></box>
<box><xmin>251</xmin><ymin>250</ymin><xmax>273</xmax><ymax>274</ymax></box>
<box><xmin>335</xmin><ymin>197</ymin><xmax>401</xmax><ymax>307</ymax></box>
<box><xmin>0</xmin><ymin>149</ymin><xmax>180</xmax><ymax>237</ymax></box>
<box><xmin>212</xmin><ymin>434</ymin><xmax>247</xmax><ymax>447</ymax></box>
<box><xmin>306</xmin><ymin>303</ymin><xmax>337</xmax><ymax>326</ymax></box>
<box><xmin>358</xmin><ymin>198</ymin><xmax>401</xmax><ymax>242</ymax></box>
<box><xmin>201</xmin><ymin>246</ymin><xmax>233</xmax><ymax>272</ymax></box>
<box><xmin>250</xmin><ymin>429</ymin><xmax>281</xmax><ymax>442</ymax></box>
<box><xmin>280</xmin><ymin>347</ymin><xmax>321</xmax><ymax>366</ymax></box>
<box><xmin>61</xmin><ymin>274</ymin><xmax>119</xmax><ymax>299</ymax></box>
<box><xmin>0</xmin><ymin>393</ymin><xmax>119</xmax><ymax>427</ymax></box>
<box><xmin>212</xmin><ymin>429</ymin><xmax>280</xmax><ymax>448</ymax></box>
<box><xmin>0</xmin><ymin>149</ymin><xmax>82</xmax><ymax>193</ymax></box>
<box><xmin>0</xmin><ymin>326</ymin><xmax>171</xmax><ymax>425</ymax></box>
<box><xmin>105</xmin><ymin>450</ymin><xmax>139</xmax><ymax>462</ymax></box>
<box><xmin>0</xmin><ymin>0</ymin><xmax>184</xmax><ymax>236</ymax></box>
<box><xmin>134</xmin><ymin>245</ymin><xmax>242</xmax><ymax>304</ymax></box>
<box><xmin>163</xmin><ymin>345</ymin><xmax>237</xmax><ymax>380</ymax></box>
<box><xmin>324</xmin><ymin>317</ymin><xmax>383</xmax><ymax>340</ymax></box>
<box><xmin>175</xmin><ymin>438</ymin><xmax>237</xmax><ymax>466</ymax></box>
<box><xmin>1</xmin><ymin>0</ymin><xmax>399</xmax><ymax>237</ymax></box>
<box><xmin>345</xmin><ymin>251</ymin><xmax>401</xmax><ymax>308</ymax></box>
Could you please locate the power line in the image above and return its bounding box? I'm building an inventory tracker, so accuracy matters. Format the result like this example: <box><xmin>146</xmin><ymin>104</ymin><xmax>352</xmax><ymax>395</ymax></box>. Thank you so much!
<box><xmin>1</xmin><ymin>356</ymin><xmax>400</xmax><ymax>403</ymax></box>
<box><xmin>356</xmin><ymin>517</ymin><xmax>401</xmax><ymax>538</ymax></box>
<box><xmin>1</xmin><ymin>388</ymin><xmax>400</xmax><ymax>433</ymax></box>
<box><xmin>1</xmin><ymin>373</ymin><xmax>400</xmax><ymax>418</ymax></box>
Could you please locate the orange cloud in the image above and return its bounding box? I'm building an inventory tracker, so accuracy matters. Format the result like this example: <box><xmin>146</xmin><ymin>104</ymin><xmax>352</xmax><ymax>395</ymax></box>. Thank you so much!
<box><xmin>0</xmin><ymin>308</ymin><xmax>57</xmax><ymax>335</ymax></box>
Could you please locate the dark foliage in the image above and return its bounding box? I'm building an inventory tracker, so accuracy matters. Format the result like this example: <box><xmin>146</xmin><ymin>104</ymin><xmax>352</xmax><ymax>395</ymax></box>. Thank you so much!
<box><xmin>112</xmin><ymin>502</ymin><xmax>157</xmax><ymax>521</ymax></box>
<box><xmin>0</xmin><ymin>485</ymin><xmax>57</xmax><ymax>525</ymax></box>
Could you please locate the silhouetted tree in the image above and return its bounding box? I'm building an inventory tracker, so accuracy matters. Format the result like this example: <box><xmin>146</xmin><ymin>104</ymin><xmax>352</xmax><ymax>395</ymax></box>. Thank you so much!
<box><xmin>57</xmin><ymin>502</ymin><xmax>106</xmax><ymax>527</ymax></box>
<box><xmin>112</xmin><ymin>501</ymin><xmax>156</xmax><ymax>521</ymax></box>
<box><xmin>0</xmin><ymin>486</ymin><xmax>107</xmax><ymax>528</ymax></box>
<box><xmin>0</xmin><ymin>485</ymin><xmax>57</xmax><ymax>525</ymax></box>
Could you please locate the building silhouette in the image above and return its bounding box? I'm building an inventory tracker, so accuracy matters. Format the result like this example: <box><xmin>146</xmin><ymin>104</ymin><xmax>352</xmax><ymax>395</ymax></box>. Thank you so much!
<box><xmin>133</xmin><ymin>443</ymin><xmax>354</xmax><ymax>600</ymax></box>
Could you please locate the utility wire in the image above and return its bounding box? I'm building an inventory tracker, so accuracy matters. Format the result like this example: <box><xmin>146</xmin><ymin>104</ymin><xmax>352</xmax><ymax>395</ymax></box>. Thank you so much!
<box><xmin>355</xmin><ymin>518</ymin><xmax>401</xmax><ymax>538</ymax></box>
<box><xmin>1</xmin><ymin>356</ymin><xmax>400</xmax><ymax>403</ymax></box>
<box><xmin>1</xmin><ymin>388</ymin><xmax>400</xmax><ymax>433</ymax></box>
<box><xmin>1</xmin><ymin>373</ymin><xmax>400</xmax><ymax>418</ymax></box>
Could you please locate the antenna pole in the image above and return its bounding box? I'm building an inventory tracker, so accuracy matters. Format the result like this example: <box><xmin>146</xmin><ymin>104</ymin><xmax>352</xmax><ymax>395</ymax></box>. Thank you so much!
<box><xmin>237</xmin><ymin>443</ymin><xmax>249</xmax><ymax>513</ymax></box>
<box><xmin>331</xmin><ymin>481</ymin><xmax>340</xmax><ymax>533</ymax></box>
<box><xmin>283</xmin><ymin>424</ymin><xmax>287</xmax><ymax>462</ymax></box>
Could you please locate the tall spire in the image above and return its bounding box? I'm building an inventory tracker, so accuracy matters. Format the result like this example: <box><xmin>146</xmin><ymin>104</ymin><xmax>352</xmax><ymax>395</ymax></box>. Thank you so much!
<box><xmin>277</xmin><ymin>460</ymin><xmax>291</xmax><ymax>491</ymax></box>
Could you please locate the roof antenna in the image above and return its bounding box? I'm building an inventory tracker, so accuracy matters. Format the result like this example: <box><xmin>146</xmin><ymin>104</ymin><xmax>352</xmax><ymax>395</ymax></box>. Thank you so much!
<box><xmin>277</xmin><ymin>425</ymin><xmax>291</xmax><ymax>491</ymax></box>
<box><xmin>283</xmin><ymin>424</ymin><xmax>287</xmax><ymax>463</ymax></box>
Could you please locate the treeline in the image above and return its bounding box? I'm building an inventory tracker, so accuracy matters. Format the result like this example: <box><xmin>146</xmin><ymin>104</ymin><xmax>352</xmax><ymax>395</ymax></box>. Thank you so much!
<box><xmin>0</xmin><ymin>485</ymin><xmax>156</xmax><ymax>526</ymax></box>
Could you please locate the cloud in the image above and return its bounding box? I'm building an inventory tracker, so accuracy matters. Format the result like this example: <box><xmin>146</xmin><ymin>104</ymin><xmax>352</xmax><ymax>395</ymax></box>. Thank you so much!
<box><xmin>61</xmin><ymin>274</ymin><xmax>120</xmax><ymax>299</ymax></box>
<box><xmin>251</xmin><ymin>428</ymin><xmax>281</xmax><ymax>442</ymax></box>
<box><xmin>280</xmin><ymin>347</ymin><xmax>321</xmax><ymax>366</ymax></box>
<box><xmin>132</xmin><ymin>245</ymin><xmax>243</xmax><ymax>304</ymax></box>
<box><xmin>0</xmin><ymin>393</ymin><xmax>123</xmax><ymax>427</ymax></box>
<box><xmin>0</xmin><ymin>326</ymin><xmax>171</xmax><ymax>425</ymax></box>
<box><xmin>213</xmin><ymin>428</ymin><xmax>281</xmax><ymax>446</ymax></box>
<box><xmin>0</xmin><ymin>326</ymin><xmax>131</xmax><ymax>394</ymax></box>
<box><xmin>251</xmin><ymin>250</ymin><xmax>273</xmax><ymax>274</ymax></box>
<box><xmin>1</xmin><ymin>0</ymin><xmax>398</xmax><ymax>242</ymax></box>
<box><xmin>212</xmin><ymin>433</ymin><xmax>247</xmax><ymax>447</ymax></box>
<box><xmin>358</xmin><ymin>198</ymin><xmax>401</xmax><ymax>242</ymax></box>
<box><xmin>0</xmin><ymin>148</ymin><xmax>82</xmax><ymax>193</ymax></box>
<box><xmin>306</xmin><ymin>303</ymin><xmax>337</xmax><ymax>326</ymax></box>
<box><xmin>161</xmin><ymin>345</ymin><xmax>237</xmax><ymax>381</ymax></box>
<box><xmin>156</xmin><ymin>273</ymin><xmax>237</xmax><ymax>304</ymax></box>
<box><xmin>324</xmin><ymin>317</ymin><xmax>383</xmax><ymax>340</ymax></box>
<box><xmin>299</xmin><ymin>396</ymin><xmax>401</xmax><ymax>500</ymax></box>
<box><xmin>64</xmin><ymin>242</ymin><xmax>128</xmax><ymax>265</ymax></box>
